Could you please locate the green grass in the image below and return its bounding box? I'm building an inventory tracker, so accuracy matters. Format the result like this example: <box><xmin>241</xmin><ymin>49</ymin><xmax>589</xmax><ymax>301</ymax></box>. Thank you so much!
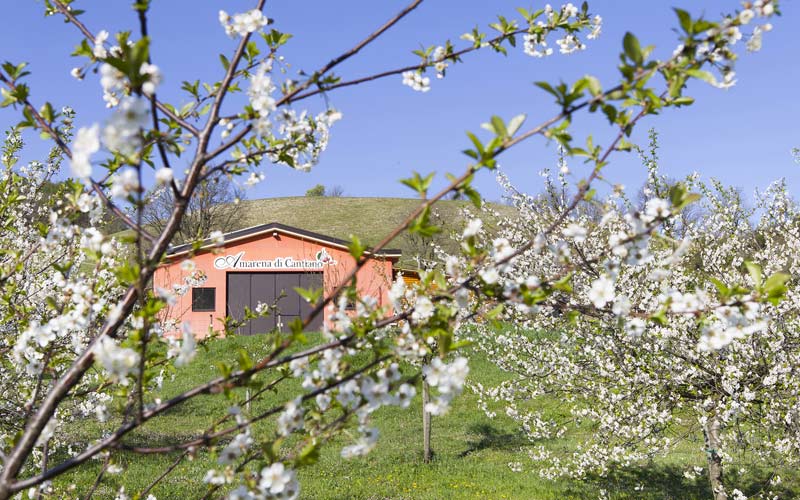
<box><xmin>49</xmin><ymin>334</ymin><xmax>799</xmax><ymax>499</ymax></box>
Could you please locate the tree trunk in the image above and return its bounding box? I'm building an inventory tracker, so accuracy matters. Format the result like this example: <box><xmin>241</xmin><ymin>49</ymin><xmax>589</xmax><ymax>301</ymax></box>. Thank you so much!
<box><xmin>703</xmin><ymin>415</ymin><xmax>727</xmax><ymax>500</ymax></box>
<box><xmin>422</xmin><ymin>377</ymin><xmax>432</xmax><ymax>463</ymax></box>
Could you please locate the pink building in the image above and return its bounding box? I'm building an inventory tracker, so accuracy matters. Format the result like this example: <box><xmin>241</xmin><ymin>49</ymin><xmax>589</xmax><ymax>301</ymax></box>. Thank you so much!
<box><xmin>153</xmin><ymin>222</ymin><xmax>401</xmax><ymax>338</ymax></box>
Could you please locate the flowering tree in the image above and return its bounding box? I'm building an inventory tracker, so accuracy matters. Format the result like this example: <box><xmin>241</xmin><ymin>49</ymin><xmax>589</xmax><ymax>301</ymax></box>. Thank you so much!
<box><xmin>0</xmin><ymin>0</ymin><xmax>782</xmax><ymax>499</ymax></box>
<box><xmin>466</xmin><ymin>152</ymin><xmax>797</xmax><ymax>498</ymax></box>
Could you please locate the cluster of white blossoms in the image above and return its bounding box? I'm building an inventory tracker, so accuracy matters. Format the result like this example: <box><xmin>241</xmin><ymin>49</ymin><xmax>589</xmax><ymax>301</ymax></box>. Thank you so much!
<box><xmin>237</xmin><ymin>58</ymin><xmax>342</xmax><ymax>174</ymax></box>
<box><xmin>103</xmin><ymin>96</ymin><xmax>149</xmax><ymax>156</ymax></box>
<box><xmin>277</xmin><ymin>397</ymin><xmax>304</xmax><ymax>436</ymax></box>
<box><xmin>422</xmin><ymin>357</ymin><xmax>469</xmax><ymax>415</ymax></box>
<box><xmin>218</xmin><ymin>431</ymin><xmax>253</xmax><ymax>466</ymax></box>
<box><xmin>71</xmin><ymin>68</ymin><xmax>159</xmax><ymax>180</ymax></box>
<box><xmin>174</xmin><ymin>322</ymin><xmax>197</xmax><ymax>367</ymax></box>
<box><xmin>697</xmin><ymin>302</ymin><xmax>766</xmax><ymax>351</ymax></box>
<box><xmin>139</xmin><ymin>62</ymin><xmax>162</xmax><ymax>96</ymax></box>
<box><xmin>219</xmin><ymin>9</ymin><xmax>269</xmax><ymax>38</ymax></box>
<box><xmin>70</xmin><ymin>124</ymin><xmax>100</xmax><ymax>179</ymax></box>
<box><xmin>109</xmin><ymin>169</ymin><xmax>140</xmax><ymax>199</ymax></box>
<box><xmin>431</xmin><ymin>46</ymin><xmax>449</xmax><ymax>78</ymax></box>
<box><xmin>401</xmin><ymin>70</ymin><xmax>431</xmax><ymax>93</ymax></box>
<box><xmin>555</xmin><ymin>33</ymin><xmax>586</xmax><ymax>54</ymax></box>
<box><xmin>522</xmin><ymin>3</ymin><xmax>599</xmax><ymax>57</ymax></box>
<box><xmin>340</xmin><ymin>426</ymin><xmax>380</xmax><ymax>459</ymax></box>
<box><xmin>272</xmin><ymin>107</ymin><xmax>342</xmax><ymax>172</ymax></box>
<box><xmin>92</xmin><ymin>336</ymin><xmax>140</xmax><ymax>386</ymax></box>
<box><xmin>216</xmin><ymin>461</ymin><xmax>300</xmax><ymax>500</ymax></box>
<box><xmin>668</xmin><ymin>1</ymin><xmax>777</xmax><ymax>91</ymax></box>
<box><xmin>93</xmin><ymin>30</ymin><xmax>110</xmax><ymax>59</ymax></box>
<box><xmin>95</xmin><ymin>56</ymin><xmax>161</xmax><ymax>107</ymax></box>
<box><xmin>248</xmin><ymin>61</ymin><xmax>277</xmax><ymax>135</ymax></box>
<box><xmin>99</xmin><ymin>63</ymin><xmax>126</xmax><ymax>107</ymax></box>
<box><xmin>523</xmin><ymin>35</ymin><xmax>553</xmax><ymax>58</ymax></box>
<box><xmin>155</xmin><ymin>166</ymin><xmax>173</xmax><ymax>185</ymax></box>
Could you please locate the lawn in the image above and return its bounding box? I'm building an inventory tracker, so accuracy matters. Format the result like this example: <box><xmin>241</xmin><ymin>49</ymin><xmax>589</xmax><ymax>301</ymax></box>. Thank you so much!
<box><xmin>49</xmin><ymin>334</ymin><xmax>798</xmax><ymax>499</ymax></box>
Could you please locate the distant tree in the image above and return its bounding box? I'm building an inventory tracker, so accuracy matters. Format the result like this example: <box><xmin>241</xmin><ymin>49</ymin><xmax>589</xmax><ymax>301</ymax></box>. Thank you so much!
<box><xmin>143</xmin><ymin>176</ymin><xmax>244</xmax><ymax>243</ymax></box>
<box><xmin>327</xmin><ymin>184</ymin><xmax>346</xmax><ymax>197</ymax></box>
<box><xmin>305</xmin><ymin>184</ymin><xmax>325</xmax><ymax>197</ymax></box>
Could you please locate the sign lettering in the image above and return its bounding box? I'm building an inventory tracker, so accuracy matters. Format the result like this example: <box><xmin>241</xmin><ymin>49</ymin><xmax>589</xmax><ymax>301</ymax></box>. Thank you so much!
<box><xmin>213</xmin><ymin>249</ymin><xmax>337</xmax><ymax>270</ymax></box>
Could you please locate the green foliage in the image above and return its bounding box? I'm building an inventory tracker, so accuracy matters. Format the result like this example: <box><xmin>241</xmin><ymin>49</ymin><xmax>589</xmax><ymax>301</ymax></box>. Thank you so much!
<box><xmin>305</xmin><ymin>184</ymin><xmax>325</xmax><ymax>197</ymax></box>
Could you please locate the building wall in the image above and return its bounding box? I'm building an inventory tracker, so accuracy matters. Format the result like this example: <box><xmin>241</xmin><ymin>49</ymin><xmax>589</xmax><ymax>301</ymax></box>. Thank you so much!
<box><xmin>153</xmin><ymin>231</ymin><xmax>396</xmax><ymax>338</ymax></box>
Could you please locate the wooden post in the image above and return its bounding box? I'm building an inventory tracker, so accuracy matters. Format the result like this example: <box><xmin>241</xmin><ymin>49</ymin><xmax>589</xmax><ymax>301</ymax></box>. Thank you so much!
<box><xmin>422</xmin><ymin>377</ymin><xmax>432</xmax><ymax>463</ymax></box>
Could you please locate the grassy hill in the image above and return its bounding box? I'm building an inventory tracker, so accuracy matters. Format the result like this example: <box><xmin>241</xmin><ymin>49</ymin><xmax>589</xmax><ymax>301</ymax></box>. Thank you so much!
<box><xmin>122</xmin><ymin>197</ymin><xmax>514</xmax><ymax>268</ymax></box>
<box><xmin>234</xmin><ymin>197</ymin><xmax>478</xmax><ymax>267</ymax></box>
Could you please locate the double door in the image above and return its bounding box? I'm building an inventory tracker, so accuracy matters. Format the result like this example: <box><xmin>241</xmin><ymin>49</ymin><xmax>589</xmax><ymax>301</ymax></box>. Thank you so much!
<box><xmin>226</xmin><ymin>272</ymin><xmax>323</xmax><ymax>335</ymax></box>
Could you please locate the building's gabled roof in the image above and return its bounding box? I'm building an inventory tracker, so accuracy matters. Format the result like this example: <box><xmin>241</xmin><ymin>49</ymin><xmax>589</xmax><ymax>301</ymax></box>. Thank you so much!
<box><xmin>166</xmin><ymin>222</ymin><xmax>402</xmax><ymax>259</ymax></box>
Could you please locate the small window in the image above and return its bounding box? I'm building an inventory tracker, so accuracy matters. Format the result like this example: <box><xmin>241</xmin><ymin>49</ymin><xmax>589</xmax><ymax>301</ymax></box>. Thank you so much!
<box><xmin>192</xmin><ymin>288</ymin><xmax>216</xmax><ymax>312</ymax></box>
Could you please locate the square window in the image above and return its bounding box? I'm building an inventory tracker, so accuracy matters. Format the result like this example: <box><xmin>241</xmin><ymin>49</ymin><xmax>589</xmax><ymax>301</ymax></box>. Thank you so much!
<box><xmin>192</xmin><ymin>287</ymin><xmax>216</xmax><ymax>312</ymax></box>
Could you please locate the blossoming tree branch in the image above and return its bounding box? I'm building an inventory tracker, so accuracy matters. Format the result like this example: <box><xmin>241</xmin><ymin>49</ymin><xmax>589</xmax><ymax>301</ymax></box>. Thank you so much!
<box><xmin>0</xmin><ymin>0</ymin><xmax>783</xmax><ymax>499</ymax></box>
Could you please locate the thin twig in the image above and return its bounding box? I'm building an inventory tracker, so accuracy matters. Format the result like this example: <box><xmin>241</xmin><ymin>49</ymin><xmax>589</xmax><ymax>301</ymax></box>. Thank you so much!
<box><xmin>277</xmin><ymin>0</ymin><xmax>424</xmax><ymax>105</ymax></box>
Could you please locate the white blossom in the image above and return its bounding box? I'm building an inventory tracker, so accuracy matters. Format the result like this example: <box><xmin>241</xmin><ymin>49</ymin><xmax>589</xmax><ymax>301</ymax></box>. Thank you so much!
<box><xmin>155</xmin><ymin>167</ymin><xmax>173</xmax><ymax>185</ymax></box>
<box><xmin>139</xmin><ymin>63</ymin><xmax>162</xmax><ymax>96</ymax></box>
<box><xmin>401</xmin><ymin>71</ymin><xmax>430</xmax><ymax>92</ymax></box>
<box><xmin>92</xmin><ymin>336</ymin><xmax>140</xmax><ymax>385</ymax></box>
<box><xmin>587</xmin><ymin>275</ymin><xmax>615</xmax><ymax>308</ymax></box>
<box><xmin>70</xmin><ymin>124</ymin><xmax>100</xmax><ymax>179</ymax></box>
<box><xmin>258</xmin><ymin>463</ymin><xmax>299</xmax><ymax>499</ymax></box>
<box><xmin>175</xmin><ymin>322</ymin><xmax>196</xmax><ymax>367</ymax></box>
<box><xmin>220</xmin><ymin>9</ymin><xmax>268</xmax><ymax>38</ymax></box>
<box><xmin>93</xmin><ymin>30</ymin><xmax>109</xmax><ymax>59</ymax></box>
<box><xmin>462</xmin><ymin>218</ymin><xmax>483</xmax><ymax>239</ymax></box>
<box><xmin>109</xmin><ymin>169</ymin><xmax>140</xmax><ymax>199</ymax></box>
<box><xmin>103</xmin><ymin>97</ymin><xmax>148</xmax><ymax>155</ymax></box>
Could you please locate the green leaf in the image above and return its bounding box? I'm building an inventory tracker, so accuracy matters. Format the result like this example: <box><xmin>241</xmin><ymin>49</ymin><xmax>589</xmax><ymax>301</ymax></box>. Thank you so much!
<box><xmin>552</xmin><ymin>273</ymin><xmax>573</xmax><ymax>293</ymax></box>
<box><xmin>490</xmin><ymin>115</ymin><xmax>507</xmax><ymax>138</ymax></box>
<box><xmin>219</xmin><ymin>54</ymin><xmax>230</xmax><ymax>71</ymax></box>
<box><xmin>744</xmin><ymin>261</ymin><xmax>762</xmax><ymax>288</ymax></box>
<box><xmin>238</xmin><ymin>349</ymin><xmax>254</xmax><ymax>371</ymax></box>
<box><xmin>709</xmin><ymin>277</ymin><xmax>731</xmax><ymax>299</ymax></box>
<box><xmin>674</xmin><ymin>8</ymin><xmax>693</xmax><ymax>34</ymax></box>
<box><xmin>348</xmin><ymin>235</ymin><xmax>365</xmax><ymax>260</ymax></box>
<box><xmin>485</xmin><ymin>304</ymin><xmax>504</xmax><ymax>319</ymax></box>
<box><xmin>584</xmin><ymin>75</ymin><xmax>602</xmax><ymax>97</ymax></box>
<box><xmin>294</xmin><ymin>286</ymin><xmax>322</xmax><ymax>305</ymax></box>
<box><xmin>616</xmin><ymin>137</ymin><xmax>634</xmax><ymax>152</ymax></box>
<box><xmin>623</xmin><ymin>32</ymin><xmax>643</xmax><ymax>65</ymax></box>
<box><xmin>686</xmin><ymin>69</ymin><xmax>716</xmax><ymax>86</ymax></box>
<box><xmin>764</xmin><ymin>272</ymin><xmax>790</xmax><ymax>304</ymax></box>
<box><xmin>296</xmin><ymin>440</ymin><xmax>320</xmax><ymax>467</ymax></box>
<box><xmin>671</xmin><ymin>96</ymin><xmax>695</xmax><ymax>107</ymax></box>
<box><xmin>506</xmin><ymin>114</ymin><xmax>526</xmax><ymax>136</ymax></box>
<box><xmin>534</xmin><ymin>81</ymin><xmax>558</xmax><ymax>98</ymax></box>
<box><xmin>400</xmin><ymin>171</ymin><xmax>435</xmax><ymax>198</ymax></box>
<box><xmin>465</xmin><ymin>132</ymin><xmax>485</xmax><ymax>155</ymax></box>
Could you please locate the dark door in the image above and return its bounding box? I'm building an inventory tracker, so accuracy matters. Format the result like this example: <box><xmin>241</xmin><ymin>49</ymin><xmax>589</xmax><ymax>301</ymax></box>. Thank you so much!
<box><xmin>299</xmin><ymin>273</ymin><xmax>324</xmax><ymax>332</ymax></box>
<box><xmin>275</xmin><ymin>273</ymin><xmax>300</xmax><ymax>332</ymax></box>
<box><xmin>226</xmin><ymin>272</ymin><xmax>324</xmax><ymax>335</ymax></box>
<box><xmin>250</xmin><ymin>274</ymin><xmax>276</xmax><ymax>334</ymax></box>
<box><xmin>226</xmin><ymin>273</ymin><xmax>252</xmax><ymax>335</ymax></box>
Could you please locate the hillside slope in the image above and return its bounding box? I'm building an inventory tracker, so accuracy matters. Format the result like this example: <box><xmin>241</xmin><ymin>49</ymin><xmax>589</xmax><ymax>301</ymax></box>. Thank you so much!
<box><xmin>115</xmin><ymin>197</ymin><xmax>514</xmax><ymax>268</ymax></box>
<box><xmin>222</xmin><ymin>197</ymin><xmax>497</xmax><ymax>268</ymax></box>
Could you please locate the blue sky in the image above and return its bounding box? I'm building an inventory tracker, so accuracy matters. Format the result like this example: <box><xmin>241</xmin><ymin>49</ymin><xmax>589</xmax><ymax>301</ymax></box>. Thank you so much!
<box><xmin>0</xmin><ymin>1</ymin><xmax>797</xmax><ymax>203</ymax></box>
